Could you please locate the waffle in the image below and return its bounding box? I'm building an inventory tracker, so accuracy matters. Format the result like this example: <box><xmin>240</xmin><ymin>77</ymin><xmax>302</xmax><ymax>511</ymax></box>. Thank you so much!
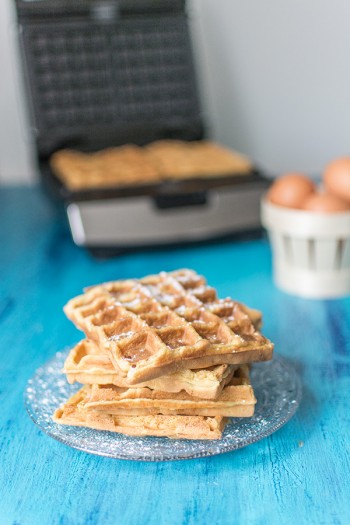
<box><xmin>83</xmin><ymin>364</ymin><xmax>255</xmax><ymax>417</ymax></box>
<box><xmin>53</xmin><ymin>388</ymin><xmax>227</xmax><ymax>439</ymax></box>
<box><xmin>145</xmin><ymin>140</ymin><xmax>252</xmax><ymax>179</ymax></box>
<box><xmin>64</xmin><ymin>269</ymin><xmax>273</xmax><ymax>383</ymax></box>
<box><xmin>50</xmin><ymin>145</ymin><xmax>161</xmax><ymax>190</ymax></box>
<box><xmin>64</xmin><ymin>339</ymin><xmax>236</xmax><ymax>399</ymax></box>
<box><xmin>50</xmin><ymin>140</ymin><xmax>253</xmax><ymax>191</ymax></box>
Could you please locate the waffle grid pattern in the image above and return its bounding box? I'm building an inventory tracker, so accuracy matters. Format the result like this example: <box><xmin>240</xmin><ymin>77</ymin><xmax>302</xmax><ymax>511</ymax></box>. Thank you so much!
<box><xmin>22</xmin><ymin>16</ymin><xmax>199</xmax><ymax>132</ymax></box>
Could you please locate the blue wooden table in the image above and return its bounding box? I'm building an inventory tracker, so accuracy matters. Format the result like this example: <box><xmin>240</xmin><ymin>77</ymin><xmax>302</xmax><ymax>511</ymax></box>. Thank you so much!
<box><xmin>1</xmin><ymin>187</ymin><xmax>349</xmax><ymax>525</ymax></box>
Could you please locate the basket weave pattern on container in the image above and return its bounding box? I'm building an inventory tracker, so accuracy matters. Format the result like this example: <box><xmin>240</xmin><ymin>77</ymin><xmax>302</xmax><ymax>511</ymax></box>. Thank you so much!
<box><xmin>261</xmin><ymin>198</ymin><xmax>350</xmax><ymax>298</ymax></box>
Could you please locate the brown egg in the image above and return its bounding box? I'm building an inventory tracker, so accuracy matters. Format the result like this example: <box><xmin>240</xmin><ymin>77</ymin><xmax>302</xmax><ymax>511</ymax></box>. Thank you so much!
<box><xmin>267</xmin><ymin>172</ymin><xmax>316</xmax><ymax>208</ymax></box>
<box><xmin>301</xmin><ymin>192</ymin><xmax>350</xmax><ymax>213</ymax></box>
<box><xmin>323</xmin><ymin>157</ymin><xmax>350</xmax><ymax>203</ymax></box>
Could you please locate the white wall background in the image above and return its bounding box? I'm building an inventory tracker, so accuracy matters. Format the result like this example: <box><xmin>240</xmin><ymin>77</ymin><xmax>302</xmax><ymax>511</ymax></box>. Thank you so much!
<box><xmin>1</xmin><ymin>0</ymin><xmax>350</xmax><ymax>184</ymax></box>
<box><xmin>0</xmin><ymin>0</ymin><xmax>36</xmax><ymax>184</ymax></box>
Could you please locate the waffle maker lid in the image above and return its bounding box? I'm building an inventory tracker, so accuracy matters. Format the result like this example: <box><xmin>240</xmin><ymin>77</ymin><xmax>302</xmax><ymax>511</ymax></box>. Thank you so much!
<box><xmin>16</xmin><ymin>0</ymin><xmax>203</xmax><ymax>158</ymax></box>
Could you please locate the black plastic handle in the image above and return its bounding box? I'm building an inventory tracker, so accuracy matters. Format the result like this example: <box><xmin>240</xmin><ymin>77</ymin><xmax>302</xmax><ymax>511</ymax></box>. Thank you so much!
<box><xmin>153</xmin><ymin>191</ymin><xmax>208</xmax><ymax>210</ymax></box>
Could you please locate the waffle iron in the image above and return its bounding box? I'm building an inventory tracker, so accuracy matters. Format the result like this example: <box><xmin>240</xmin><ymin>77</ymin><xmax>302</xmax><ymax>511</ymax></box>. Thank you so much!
<box><xmin>16</xmin><ymin>0</ymin><xmax>270</xmax><ymax>255</ymax></box>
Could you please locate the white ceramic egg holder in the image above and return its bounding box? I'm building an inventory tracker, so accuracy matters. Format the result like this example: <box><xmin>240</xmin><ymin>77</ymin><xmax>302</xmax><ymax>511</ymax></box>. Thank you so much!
<box><xmin>261</xmin><ymin>199</ymin><xmax>350</xmax><ymax>298</ymax></box>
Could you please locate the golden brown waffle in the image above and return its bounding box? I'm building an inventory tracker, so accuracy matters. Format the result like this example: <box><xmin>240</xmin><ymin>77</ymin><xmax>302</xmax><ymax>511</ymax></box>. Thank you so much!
<box><xmin>64</xmin><ymin>270</ymin><xmax>273</xmax><ymax>383</ymax></box>
<box><xmin>145</xmin><ymin>140</ymin><xmax>252</xmax><ymax>179</ymax></box>
<box><xmin>84</xmin><ymin>364</ymin><xmax>255</xmax><ymax>417</ymax></box>
<box><xmin>53</xmin><ymin>388</ymin><xmax>227</xmax><ymax>439</ymax></box>
<box><xmin>64</xmin><ymin>339</ymin><xmax>236</xmax><ymax>399</ymax></box>
<box><xmin>50</xmin><ymin>140</ymin><xmax>253</xmax><ymax>191</ymax></box>
<box><xmin>50</xmin><ymin>145</ymin><xmax>161</xmax><ymax>190</ymax></box>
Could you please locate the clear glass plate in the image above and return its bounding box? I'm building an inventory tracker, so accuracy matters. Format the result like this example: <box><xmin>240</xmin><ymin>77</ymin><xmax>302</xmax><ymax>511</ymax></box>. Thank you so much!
<box><xmin>24</xmin><ymin>351</ymin><xmax>301</xmax><ymax>461</ymax></box>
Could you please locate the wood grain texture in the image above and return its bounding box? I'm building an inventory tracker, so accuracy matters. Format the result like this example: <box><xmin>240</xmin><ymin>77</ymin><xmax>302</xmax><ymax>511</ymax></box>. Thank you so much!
<box><xmin>1</xmin><ymin>187</ymin><xmax>349</xmax><ymax>525</ymax></box>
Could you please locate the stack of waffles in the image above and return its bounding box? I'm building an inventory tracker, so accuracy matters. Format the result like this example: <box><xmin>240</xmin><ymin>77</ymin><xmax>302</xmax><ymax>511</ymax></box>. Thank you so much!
<box><xmin>53</xmin><ymin>270</ymin><xmax>273</xmax><ymax>440</ymax></box>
